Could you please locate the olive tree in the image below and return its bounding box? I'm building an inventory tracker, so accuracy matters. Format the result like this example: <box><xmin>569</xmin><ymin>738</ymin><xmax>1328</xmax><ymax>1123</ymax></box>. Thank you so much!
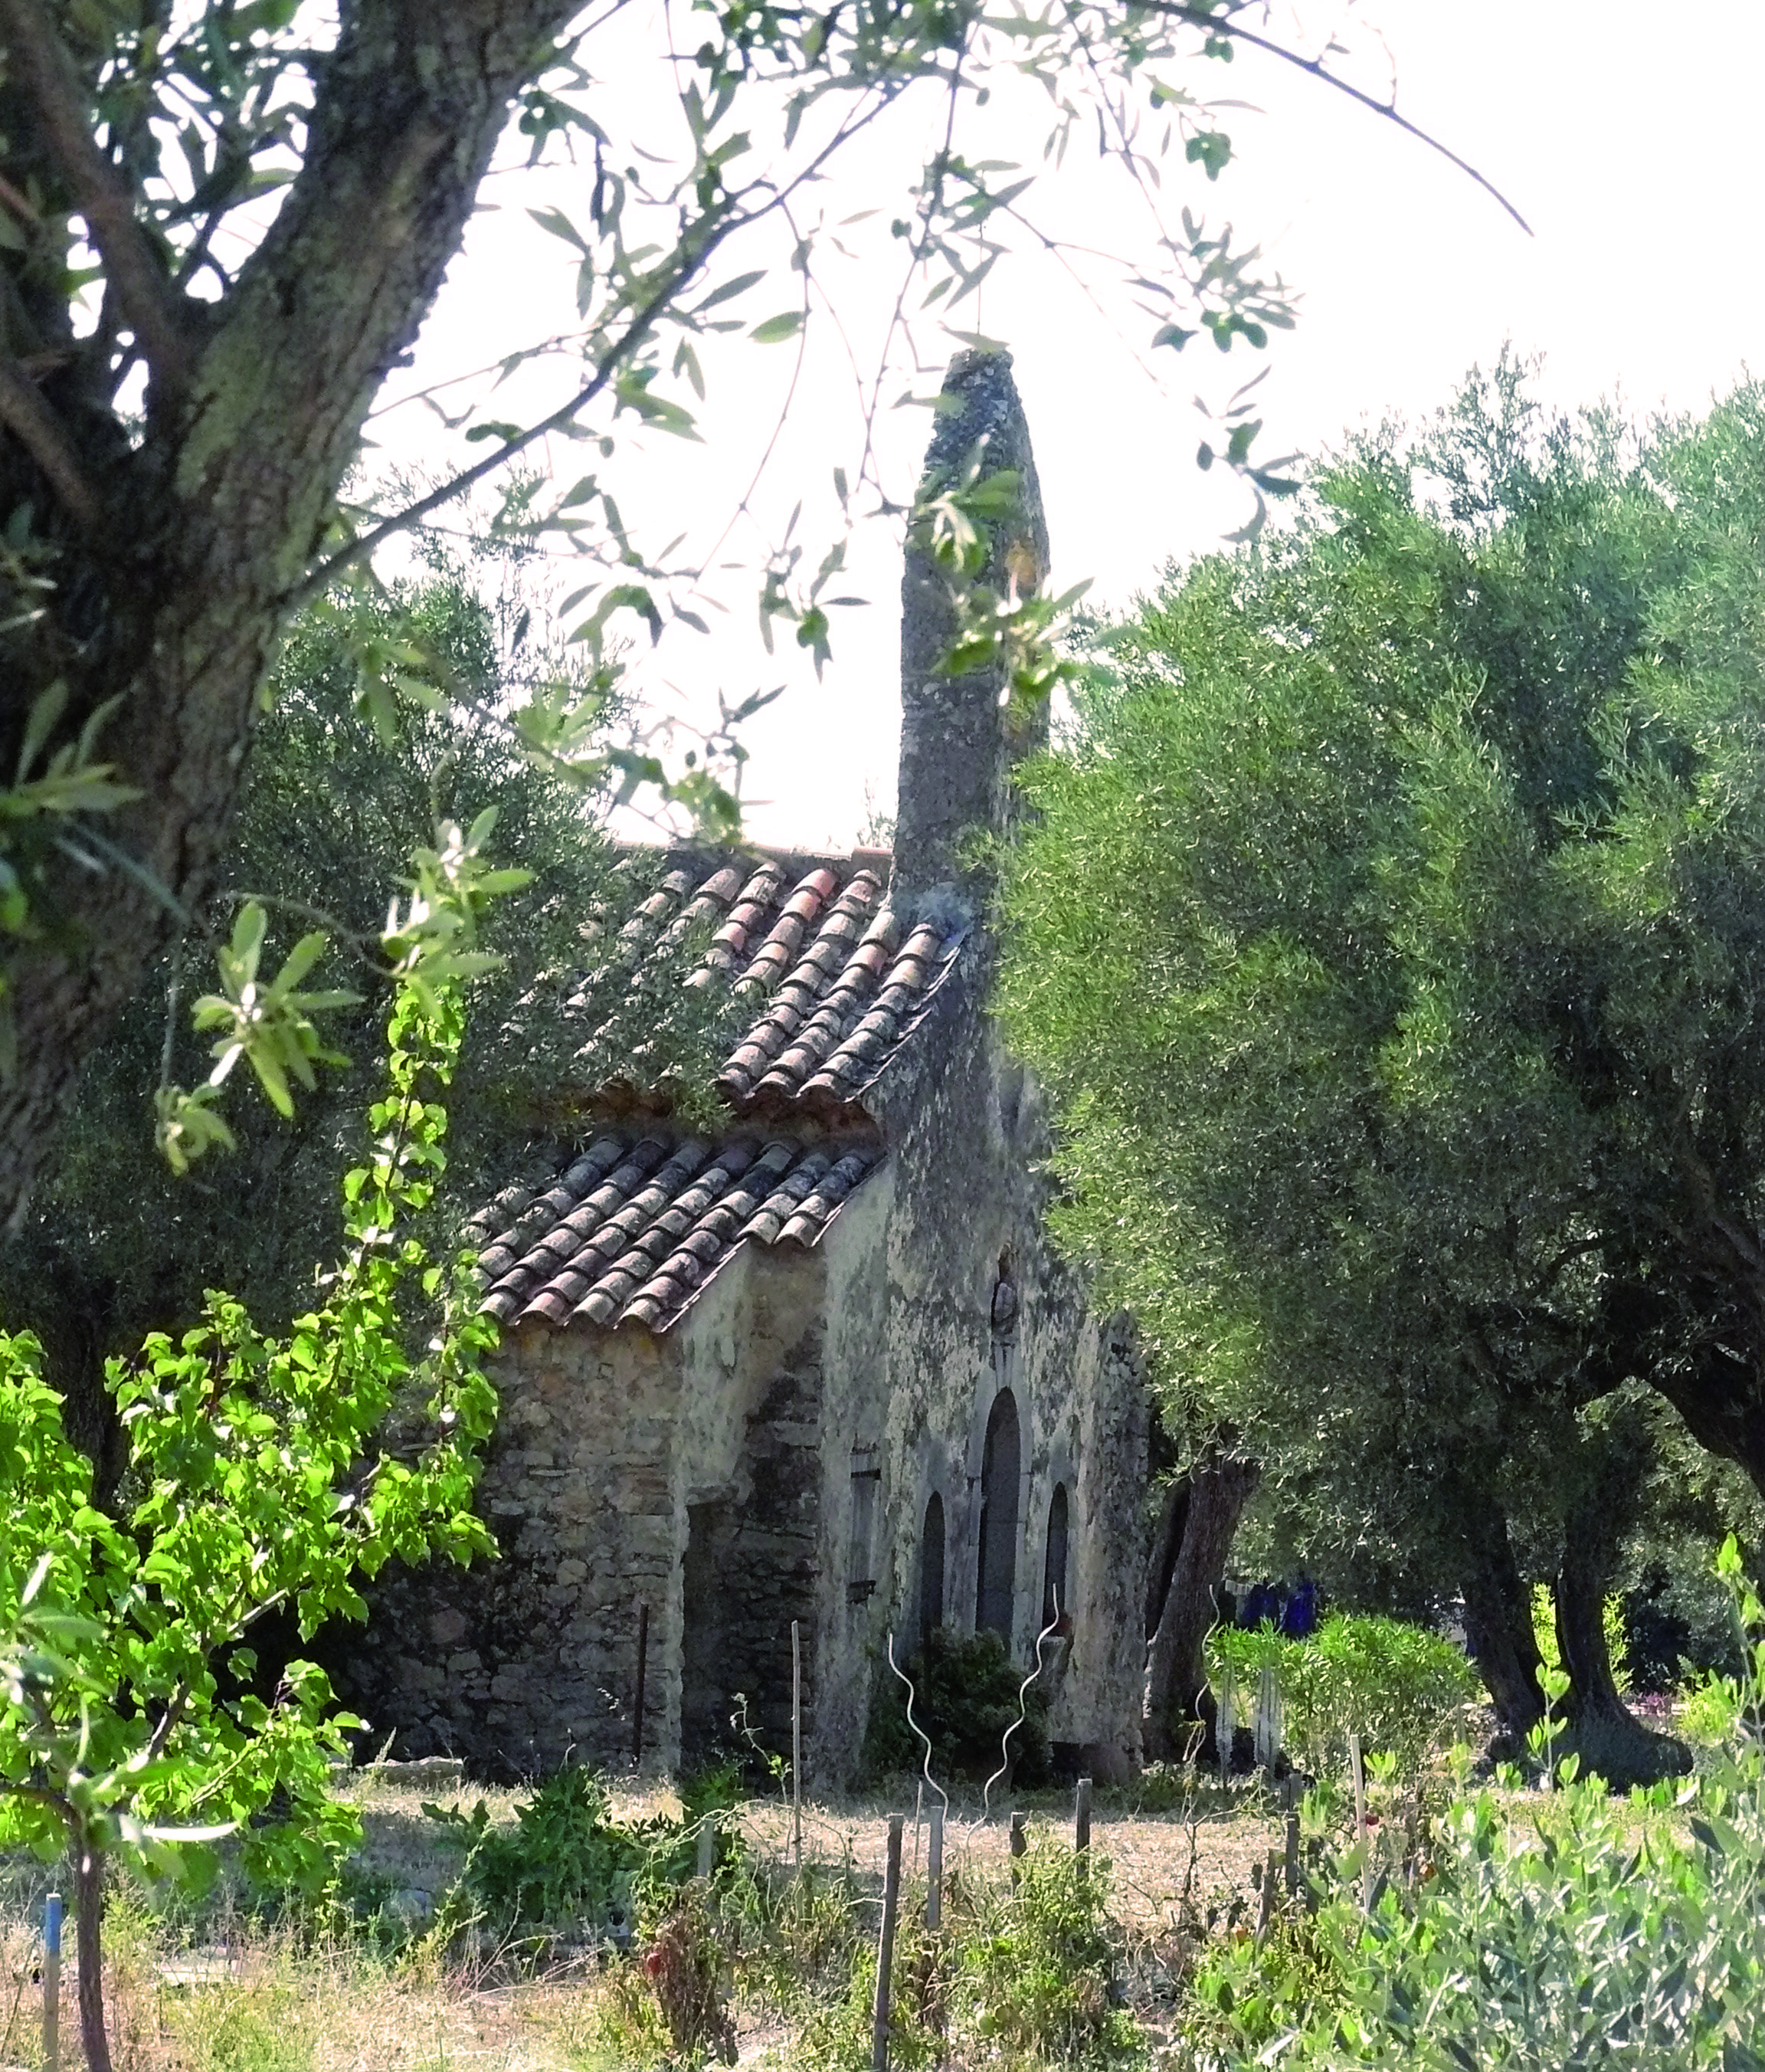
<box><xmin>999</xmin><ymin>364</ymin><xmax>1765</xmax><ymax>1779</ymax></box>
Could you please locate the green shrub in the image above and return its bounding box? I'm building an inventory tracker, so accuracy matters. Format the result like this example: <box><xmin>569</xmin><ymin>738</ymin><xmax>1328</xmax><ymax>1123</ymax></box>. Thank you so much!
<box><xmin>1678</xmin><ymin>1666</ymin><xmax>1744</xmax><ymax>1748</ymax></box>
<box><xmin>950</xmin><ymin>1845</ymin><xmax>1139</xmax><ymax>2067</ymax></box>
<box><xmin>164</xmin><ymin>1984</ymin><xmax>316</xmax><ymax>2072</ymax></box>
<box><xmin>424</xmin><ymin>1762</ymin><xmax>736</xmax><ymax>1936</ymax></box>
<box><xmin>863</xmin><ymin>1628</ymin><xmax>1050</xmax><ymax>1784</ymax></box>
<box><xmin>1207</xmin><ymin>1613</ymin><xmax>1477</xmax><ymax>1780</ymax></box>
<box><xmin>1184</xmin><ymin>1536</ymin><xmax>1765</xmax><ymax>2068</ymax></box>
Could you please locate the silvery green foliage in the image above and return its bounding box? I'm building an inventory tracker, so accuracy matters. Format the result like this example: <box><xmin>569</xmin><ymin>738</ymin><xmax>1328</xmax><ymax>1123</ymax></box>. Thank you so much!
<box><xmin>1214</xmin><ymin>1674</ymin><xmax>1237</xmax><ymax>1771</ymax></box>
<box><xmin>1190</xmin><ymin>1539</ymin><xmax>1765</xmax><ymax>2069</ymax></box>
<box><xmin>1208</xmin><ymin>1614</ymin><xmax>1478</xmax><ymax>1783</ymax></box>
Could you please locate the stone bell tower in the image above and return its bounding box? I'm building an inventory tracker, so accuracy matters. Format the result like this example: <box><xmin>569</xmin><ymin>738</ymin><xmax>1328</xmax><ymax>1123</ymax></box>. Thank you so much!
<box><xmin>892</xmin><ymin>348</ymin><xmax>1050</xmax><ymax>912</ymax></box>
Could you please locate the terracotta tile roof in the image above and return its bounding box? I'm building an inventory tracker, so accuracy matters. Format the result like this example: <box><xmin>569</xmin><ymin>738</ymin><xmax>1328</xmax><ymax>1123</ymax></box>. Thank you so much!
<box><xmin>472</xmin><ymin>1129</ymin><xmax>879</xmax><ymax>1333</ymax></box>
<box><xmin>473</xmin><ymin>847</ymin><xmax>960</xmax><ymax>1333</ymax></box>
<box><xmin>575</xmin><ymin>847</ymin><xmax>963</xmax><ymax>1120</ymax></box>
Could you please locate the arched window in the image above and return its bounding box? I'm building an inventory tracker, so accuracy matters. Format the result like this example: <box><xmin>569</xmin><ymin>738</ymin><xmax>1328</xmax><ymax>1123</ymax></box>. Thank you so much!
<box><xmin>975</xmin><ymin>1389</ymin><xmax>1020</xmax><ymax>1640</ymax></box>
<box><xmin>919</xmin><ymin>1493</ymin><xmax>945</xmax><ymax>1646</ymax></box>
<box><xmin>1041</xmin><ymin>1484</ymin><xmax>1069</xmax><ymax>1628</ymax></box>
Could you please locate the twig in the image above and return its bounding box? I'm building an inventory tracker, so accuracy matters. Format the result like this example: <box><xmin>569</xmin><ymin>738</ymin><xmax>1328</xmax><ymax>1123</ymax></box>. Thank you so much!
<box><xmin>0</xmin><ymin>0</ymin><xmax>194</xmax><ymax>388</ymax></box>
<box><xmin>289</xmin><ymin>77</ymin><xmax>908</xmax><ymax>611</ymax></box>
<box><xmin>1138</xmin><ymin>2</ymin><xmax>1532</xmax><ymax>234</ymax></box>
<box><xmin>0</xmin><ymin>361</ymin><xmax>100</xmax><ymax>527</ymax></box>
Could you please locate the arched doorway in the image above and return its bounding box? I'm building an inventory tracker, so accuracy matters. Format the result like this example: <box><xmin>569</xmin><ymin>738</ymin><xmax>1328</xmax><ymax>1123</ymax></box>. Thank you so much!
<box><xmin>975</xmin><ymin>1389</ymin><xmax>1020</xmax><ymax>1640</ymax></box>
<box><xmin>1041</xmin><ymin>1483</ymin><xmax>1069</xmax><ymax>1628</ymax></box>
<box><xmin>919</xmin><ymin>1493</ymin><xmax>945</xmax><ymax>1645</ymax></box>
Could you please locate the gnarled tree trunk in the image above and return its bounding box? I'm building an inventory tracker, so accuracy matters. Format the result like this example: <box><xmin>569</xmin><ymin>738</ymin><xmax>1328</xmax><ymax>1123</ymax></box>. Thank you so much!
<box><xmin>1143</xmin><ymin>1448</ymin><xmax>1259</xmax><ymax>1759</ymax></box>
<box><xmin>1144</xmin><ymin>1473</ymin><xmax>1190</xmax><ymax>1639</ymax></box>
<box><xmin>1457</xmin><ymin>1503</ymin><xmax>1546</xmax><ymax>1749</ymax></box>
<box><xmin>1554</xmin><ymin>1469</ymin><xmax>1691</xmax><ymax>1788</ymax></box>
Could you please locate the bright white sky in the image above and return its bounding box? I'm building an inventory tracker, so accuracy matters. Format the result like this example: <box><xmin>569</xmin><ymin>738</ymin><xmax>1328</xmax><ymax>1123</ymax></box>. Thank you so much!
<box><xmin>369</xmin><ymin>1</ymin><xmax>1765</xmax><ymax>850</ymax></box>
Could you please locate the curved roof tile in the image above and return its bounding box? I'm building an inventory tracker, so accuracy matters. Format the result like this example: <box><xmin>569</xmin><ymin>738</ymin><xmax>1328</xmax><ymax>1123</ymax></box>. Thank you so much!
<box><xmin>472</xmin><ymin>847</ymin><xmax>962</xmax><ymax>1333</ymax></box>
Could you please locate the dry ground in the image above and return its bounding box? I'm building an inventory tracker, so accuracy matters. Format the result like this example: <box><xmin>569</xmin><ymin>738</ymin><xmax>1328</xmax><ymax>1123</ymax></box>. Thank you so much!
<box><xmin>0</xmin><ymin>1766</ymin><xmax>1285</xmax><ymax>2072</ymax></box>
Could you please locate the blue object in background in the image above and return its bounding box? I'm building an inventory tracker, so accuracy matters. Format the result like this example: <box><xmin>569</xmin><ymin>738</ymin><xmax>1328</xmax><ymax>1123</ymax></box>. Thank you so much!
<box><xmin>43</xmin><ymin>1890</ymin><xmax>63</xmax><ymax>2072</ymax></box>
<box><xmin>1282</xmin><ymin>1578</ymin><xmax>1318</xmax><ymax>1638</ymax></box>
<box><xmin>1242</xmin><ymin>1582</ymin><xmax>1282</xmax><ymax>1629</ymax></box>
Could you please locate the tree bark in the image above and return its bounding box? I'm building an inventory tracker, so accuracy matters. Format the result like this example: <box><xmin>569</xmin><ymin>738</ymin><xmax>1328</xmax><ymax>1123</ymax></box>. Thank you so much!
<box><xmin>75</xmin><ymin>1834</ymin><xmax>111</xmax><ymax>2072</ymax></box>
<box><xmin>1457</xmin><ymin>1505</ymin><xmax>1546</xmax><ymax>1749</ymax></box>
<box><xmin>1554</xmin><ymin>1479</ymin><xmax>1691</xmax><ymax>1788</ymax></box>
<box><xmin>1144</xmin><ymin>1474</ymin><xmax>1190</xmax><ymax>1639</ymax></box>
<box><xmin>0</xmin><ymin>0</ymin><xmax>582</xmax><ymax>1208</ymax></box>
<box><xmin>1143</xmin><ymin>1450</ymin><xmax>1259</xmax><ymax>1759</ymax></box>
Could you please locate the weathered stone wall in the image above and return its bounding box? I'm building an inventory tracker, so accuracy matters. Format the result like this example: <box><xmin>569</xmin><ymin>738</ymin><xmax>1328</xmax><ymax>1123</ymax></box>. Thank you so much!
<box><xmin>835</xmin><ymin>941</ymin><xmax>1150</xmax><ymax>1783</ymax></box>
<box><xmin>339</xmin><ymin>1242</ymin><xmax>827</xmax><ymax>1775</ymax></box>
<box><xmin>342</xmin><ymin>346</ymin><xmax>1151</xmax><ymax>1785</ymax></box>
<box><xmin>671</xmin><ymin>1244</ymin><xmax>829</xmax><ymax>1765</ymax></box>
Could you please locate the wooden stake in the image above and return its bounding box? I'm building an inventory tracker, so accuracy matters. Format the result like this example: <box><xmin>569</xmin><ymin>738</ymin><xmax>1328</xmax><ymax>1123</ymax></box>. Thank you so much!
<box><xmin>632</xmin><ymin>1601</ymin><xmax>649</xmax><ymax>1766</ymax></box>
<box><xmin>42</xmin><ymin>1892</ymin><xmax>61</xmax><ymax>2072</ymax></box>
<box><xmin>1074</xmin><ymin>1775</ymin><xmax>1093</xmax><ymax>1880</ymax></box>
<box><xmin>925</xmin><ymin>1806</ymin><xmax>944</xmax><ymax>1930</ymax></box>
<box><xmin>791</xmin><ymin>1618</ymin><xmax>803</xmax><ymax>1869</ymax></box>
<box><xmin>1284</xmin><ymin>1805</ymin><xmax>1300</xmax><ymax>1901</ymax></box>
<box><xmin>1009</xmin><ymin>1810</ymin><xmax>1027</xmax><ymax>1891</ymax></box>
<box><xmin>1349</xmin><ymin>1731</ymin><xmax>1371</xmax><ymax>1912</ymax></box>
<box><xmin>1254</xmin><ymin>1847</ymin><xmax>1279</xmax><ymax>1946</ymax></box>
<box><xmin>696</xmin><ymin>1818</ymin><xmax>716</xmax><ymax>1881</ymax></box>
<box><xmin>871</xmin><ymin>1814</ymin><xmax>904</xmax><ymax>2072</ymax></box>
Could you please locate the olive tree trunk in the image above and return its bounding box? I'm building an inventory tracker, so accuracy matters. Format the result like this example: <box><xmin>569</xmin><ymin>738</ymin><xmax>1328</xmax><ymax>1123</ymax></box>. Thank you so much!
<box><xmin>1457</xmin><ymin>1506</ymin><xmax>1546</xmax><ymax>1749</ymax></box>
<box><xmin>1143</xmin><ymin>1450</ymin><xmax>1260</xmax><ymax>1759</ymax></box>
<box><xmin>1554</xmin><ymin>1486</ymin><xmax>1691</xmax><ymax>1788</ymax></box>
<box><xmin>0</xmin><ymin>0</ymin><xmax>581</xmax><ymax>1209</ymax></box>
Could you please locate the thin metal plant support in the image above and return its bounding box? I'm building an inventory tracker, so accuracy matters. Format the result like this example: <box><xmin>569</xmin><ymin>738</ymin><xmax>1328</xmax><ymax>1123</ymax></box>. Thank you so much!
<box><xmin>886</xmin><ymin>1631</ymin><xmax>949</xmax><ymax>1828</ymax></box>
<box><xmin>984</xmin><ymin>1590</ymin><xmax>1063</xmax><ymax>1815</ymax></box>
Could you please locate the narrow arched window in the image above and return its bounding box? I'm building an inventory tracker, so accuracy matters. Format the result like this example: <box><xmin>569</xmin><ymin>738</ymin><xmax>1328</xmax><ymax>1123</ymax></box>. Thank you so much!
<box><xmin>1041</xmin><ymin>1483</ymin><xmax>1069</xmax><ymax>1629</ymax></box>
<box><xmin>975</xmin><ymin>1389</ymin><xmax>1020</xmax><ymax>1640</ymax></box>
<box><xmin>919</xmin><ymin>1493</ymin><xmax>945</xmax><ymax>1646</ymax></box>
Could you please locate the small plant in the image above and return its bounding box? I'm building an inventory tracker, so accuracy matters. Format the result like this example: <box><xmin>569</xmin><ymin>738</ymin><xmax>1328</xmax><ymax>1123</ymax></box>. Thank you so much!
<box><xmin>950</xmin><ymin>1844</ymin><xmax>1138</xmax><ymax>2067</ymax></box>
<box><xmin>426</xmin><ymin>1768</ymin><xmax>641</xmax><ymax>1934</ymax></box>
<box><xmin>424</xmin><ymin>1761</ymin><xmax>738</xmax><ymax>1940</ymax></box>
<box><xmin>1677</xmin><ymin>1664</ymin><xmax>1744</xmax><ymax>1747</ymax></box>
<box><xmin>713</xmin><ymin>1855</ymin><xmax>873</xmax><ymax>2018</ymax></box>
<box><xmin>166</xmin><ymin>1982</ymin><xmax>317</xmax><ymax>2072</ymax></box>
<box><xmin>1183</xmin><ymin>1535</ymin><xmax>1765</xmax><ymax>2069</ymax></box>
<box><xmin>0</xmin><ymin>880</ymin><xmax>506</xmax><ymax>2072</ymax></box>
<box><xmin>1531</xmin><ymin>1581</ymin><xmax>1632</xmax><ymax>1696</ymax></box>
<box><xmin>641</xmin><ymin>1890</ymin><xmax>737</xmax><ymax>2066</ymax></box>
<box><xmin>1123</xmin><ymin>1760</ymin><xmax>1201</xmax><ymax>1815</ymax></box>
<box><xmin>793</xmin><ymin>1847</ymin><xmax>1133</xmax><ymax>2071</ymax></box>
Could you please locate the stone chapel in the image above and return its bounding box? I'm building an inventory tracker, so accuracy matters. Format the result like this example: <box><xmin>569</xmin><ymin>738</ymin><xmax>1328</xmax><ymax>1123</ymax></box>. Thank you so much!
<box><xmin>342</xmin><ymin>349</ymin><xmax>1151</xmax><ymax>1783</ymax></box>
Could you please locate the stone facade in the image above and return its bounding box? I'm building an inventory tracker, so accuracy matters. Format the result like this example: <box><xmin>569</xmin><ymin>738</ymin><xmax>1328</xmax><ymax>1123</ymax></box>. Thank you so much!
<box><xmin>339</xmin><ymin>350</ymin><xmax>1151</xmax><ymax>1783</ymax></box>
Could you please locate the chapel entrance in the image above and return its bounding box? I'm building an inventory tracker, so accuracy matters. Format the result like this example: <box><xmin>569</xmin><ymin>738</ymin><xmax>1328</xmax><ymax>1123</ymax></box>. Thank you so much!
<box><xmin>975</xmin><ymin>1388</ymin><xmax>1020</xmax><ymax>1640</ymax></box>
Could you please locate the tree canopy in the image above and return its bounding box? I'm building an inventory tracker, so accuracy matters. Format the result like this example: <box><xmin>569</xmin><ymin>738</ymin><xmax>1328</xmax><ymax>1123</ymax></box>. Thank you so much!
<box><xmin>997</xmin><ymin>363</ymin><xmax>1765</xmax><ymax>1769</ymax></box>
<box><xmin>0</xmin><ymin>0</ymin><xmax>1400</xmax><ymax>1204</ymax></box>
